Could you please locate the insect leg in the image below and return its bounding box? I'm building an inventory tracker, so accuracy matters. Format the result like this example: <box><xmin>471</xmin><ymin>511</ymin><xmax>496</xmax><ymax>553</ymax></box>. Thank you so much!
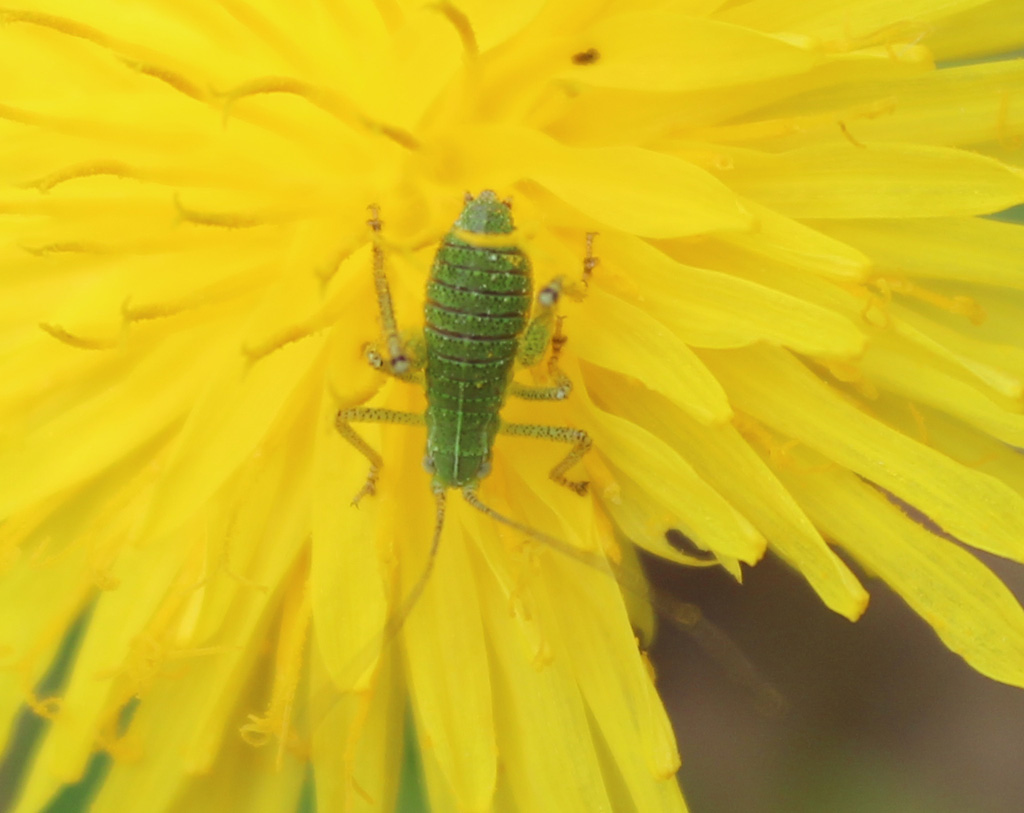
<box><xmin>509</xmin><ymin>315</ymin><xmax>572</xmax><ymax>400</ymax></box>
<box><xmin>517</xmin><ymin>276</ymin><xmax>565</xmax><ymax>367</ymax></box>
<box><xmin>517</xmin><ymin>231</ymin><xmax>597</xmax><ymax>366</ymax></box>
<box><xmin>514</xmin><ymin>233</ymin><xmax>597</xmax><ymax>398</ymax></box>
<box><xmin>498</xmin><ymin>421</ymin><xmax>592</xmax><ymax>495</ymax></box>
<box><xmin>364</xmin><ymin>329</ymin><xmax>426</xmax><ymax>385</ymax></box>
<box><xmin>367</xmin><ymin>204</ymin><xmax>412</xmax><ymax>374</ymax></box>
<box><xmin>335</xmin><ymin>407</ymin><xmax>426</xmax><ymax>504</ymax></box>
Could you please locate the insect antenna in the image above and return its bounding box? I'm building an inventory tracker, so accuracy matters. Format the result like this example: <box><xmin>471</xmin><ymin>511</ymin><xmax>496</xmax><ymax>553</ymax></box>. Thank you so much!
<box><xmin>320</xmin><ymin>486</ymin><xmax>448</xmax><ymax>698</ymax></box>
<box><xmin>462</xmin><ymin>486</ymin><xmax>592</xmax><ymax>567</ymax></box>
<box><xmin>461</xmin><ymin>486</ymin><xmax>785</xmax><ymax>716</ymax></box>
<box><xmin>384</xmin><ymin>485</ymin><xmax>448</xmax><ymax>644</ymax></box>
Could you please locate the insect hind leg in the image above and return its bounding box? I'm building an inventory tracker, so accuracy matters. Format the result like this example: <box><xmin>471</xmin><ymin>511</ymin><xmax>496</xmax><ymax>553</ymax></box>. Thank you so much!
<box><xmin>498</xmin><ymin>421</ymin><xmax>592</xmax><ymax>495</ymax></box>
<box><xmin>335</xmin><ymin>407</ymin><xmax>426</xmax><ymax>505</ymax></box>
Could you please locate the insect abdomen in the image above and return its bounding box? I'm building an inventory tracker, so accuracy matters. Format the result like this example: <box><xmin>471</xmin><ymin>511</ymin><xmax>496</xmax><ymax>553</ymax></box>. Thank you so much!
<box><xmin>423</xmin><ymin>194</ymin><xmax>531</xmax><ymax>488</ymax></box>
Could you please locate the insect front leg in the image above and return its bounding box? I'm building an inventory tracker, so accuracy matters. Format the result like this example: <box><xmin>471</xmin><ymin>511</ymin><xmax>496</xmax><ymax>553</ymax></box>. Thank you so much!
<box><xmin>367</xmin><ymin>204</ymin><xmax>413</xmax><ymax>375</ymax></box>
<box><xmin>364</xmin><ymin>329</ymin><xmax>426</xmax><ymax>385</ymax></box>
<box><xmin>498</xmin><ymin>421</ymin><xmax>593</xmax><ymax>495</ymax></box>
<box><xmin>335</xmin><ymin>407</ymin><xmax>425</xmax><ymax>505</ymax></box>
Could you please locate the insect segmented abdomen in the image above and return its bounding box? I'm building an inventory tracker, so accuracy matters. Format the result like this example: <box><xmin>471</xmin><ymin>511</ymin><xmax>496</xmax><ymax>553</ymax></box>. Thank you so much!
<box><xmin>424</xmin><ymin>194</ymin><xmax>532</xmax><ymax>488</ymax></box>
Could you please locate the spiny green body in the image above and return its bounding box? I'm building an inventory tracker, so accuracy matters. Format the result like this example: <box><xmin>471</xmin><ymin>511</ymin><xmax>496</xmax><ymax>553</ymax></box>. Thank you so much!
<box><xmin>424</xmin><ymin>191</ymin><xmax>532</xmax><ymax>488</ymax></box>
<box><xmin>333</xmin><ymin>192</ymin><xmax>594</xmax><ymax>665</ymax></box>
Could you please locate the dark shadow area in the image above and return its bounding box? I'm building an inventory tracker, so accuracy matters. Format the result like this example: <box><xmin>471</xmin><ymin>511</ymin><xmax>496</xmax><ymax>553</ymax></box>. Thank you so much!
<box><xmin>645</xmin><ymin>551</ymin><xmax>1024</xmax><ymax>813</ymax></box>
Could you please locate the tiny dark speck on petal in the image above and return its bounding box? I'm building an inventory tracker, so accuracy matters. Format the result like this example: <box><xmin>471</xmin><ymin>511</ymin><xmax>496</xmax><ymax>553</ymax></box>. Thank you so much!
<box><xmin>572</xmin><ymin>48</ymin><xmax>600</xmax><ymax>65</ymax></box>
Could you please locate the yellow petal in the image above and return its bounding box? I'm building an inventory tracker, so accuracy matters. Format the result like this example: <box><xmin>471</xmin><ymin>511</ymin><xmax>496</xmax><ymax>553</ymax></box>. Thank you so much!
<box><xmin>477</xmin><ymin>553</ymin><xmax>617</xmax><ymax>812</ymax></box>
<box><xmin>161</xmin><ymin>741</ymin><xmax>305</xmax><ymax>813</ymax></box>
<box><xmin>781</xmin><ymin>461</ymin><xmax>1024</xmax><ymax>687</ymax></box>
<box><xmin>0</xmin><ymin>328</ymin><xmax>215</xmax><ymax>519</ymax></box>
<box><xmin>725</xmin><ymin>143</ymin><xmax>1024</xmax><ymax>218</ymax></box>
<box><xmin>877</xmin><ymin>402</ymin><xmax>1024</xmax><ymax>503</ymax></box>
<box><xmin>861</xmin><ymin>333</ymin><xmax>1024</xmax><ymax>448</ymax></box>
<box><xmin>310</xmin><ymin>650</ymin><xmax>406</xmax><ymax>813</ymax></box>
<box><xmin>926</xmin><ymin>0</ymin><xmax>1024</xmax><ymax>61</ymax></box>
<box><xmin>736</xmin><ymin>59</ymin><xmax>1024</xmax><ymax>151</ymax></box>
<box><xmin>718</xmin><ymin>201</ymin><xmax>872</xmax><ymax>281</ymax></box>
<box><xmin>0</xmin><ymin>554</ymin><xmax>88</xmax><ymax>748</ymax></box>
<box><xmin>592</xmin><ymin>367</ymin><xmax>869</xmax><ymax>620</ymax></box>
<box><xmin>575</xmin><ymin>286</ymin><xmax>733</xmax><ymax>425</ymax></box>
<box><xmin>401</xmin><ymin>491</ymin><xmax>497</xmax><ymax>812</ymax></box>
<box><xmin>93</xmin><ymin>700</ymin><xmax>307</xmax><ymax>813</ymax></box>
<box><xmin>455</xmin><ymin>0</ymin><xmax>547</xmax><ymax>51</ymax></box>
<box><xmin>12</xmin><ymin>529</ymin><xmax>203</xmax><ymax>813</ymax></box>
<box><xmin>602</xmin><ymin>234</ymin><xmax>866</xmax><ymax>357</ymax></box>
<box><xmin>562</xmin><ymin>11</ymin><xmax>819</xmax><ymax>92</ymax></box>
<box><xmin>585</xmin><ymin>393</ymin><xmax>765</xmax><ymax>564</ymax></box>
<box><xmin>140</xmin><ymin>336</ymin><xmax>322</xmax><ymax>540</ymax></box>
<box><xmin>311</xmin><ymin>385</ymin><xmax>408</xmax><ymax>693</ymax></box>
<box><xmin>547</xmin><ymin>552</ymin><xmax>685</xmax><ymax>804</ymax></box>
<box><xmin>429</xmin><ymin>126</ymin><xmax>754</xmax><ymax>237</ymax></box>
<box><xmin>703</xmin><ymin>345</ymin><xmax>1024</xmax><ymax>562</ymax></box>
<box><xmin>719</xmin><ymin>0</ymin><xmax>987</xmax><ymax>44</ymax></box>
<box><xmin>889</xmin><ymin>305</ymin><xmax>1024</xmax><ymax>400</ymax></box>
<box><xmin>814</xmin><ymin>216</ymin><xmax>1024</xmax><ymax>290</ymax></box>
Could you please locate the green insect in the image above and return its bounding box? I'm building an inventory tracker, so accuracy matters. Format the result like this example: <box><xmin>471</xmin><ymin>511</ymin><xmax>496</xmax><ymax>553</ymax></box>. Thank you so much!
<box><xmin>336</xmin><ymin>190</ymin><xmax>596</xmax><ymax>622</ymax></box>
<box><xmin>331</xmin><ymin>196</ymin><xmax>783</xmax><ymax>709</ymax></box>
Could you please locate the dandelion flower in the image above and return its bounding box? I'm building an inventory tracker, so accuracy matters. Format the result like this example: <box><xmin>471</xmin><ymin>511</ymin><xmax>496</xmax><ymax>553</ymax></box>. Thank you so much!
<box><xmin>3</xmin><ymin>1</ymin><xmax>1024</xmax><ymax>811</ymax></box>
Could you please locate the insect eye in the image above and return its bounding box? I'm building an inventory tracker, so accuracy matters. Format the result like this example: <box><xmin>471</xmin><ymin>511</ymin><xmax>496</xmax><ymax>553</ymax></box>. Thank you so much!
<box><xmin>422</xmin><ymin>454</ymin><xmax>436</xmax><ymax>474</ymax></box>
<box><xmin>477</xmin><ymin>459</ymin><xmax>492</xmax><ymax>478</ymax></box>
<box><xmin>538</xmin><ymin>286</ymin><xmax>560</xmax><ymax>307</ymax></box>
<box><xmin>391</xmin><ymin>354</ymin><xmax>410</xmax><ymax>374</ymax></box>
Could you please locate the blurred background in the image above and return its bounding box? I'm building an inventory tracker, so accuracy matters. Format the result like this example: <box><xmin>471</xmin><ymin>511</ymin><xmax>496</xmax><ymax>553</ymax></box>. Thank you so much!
<box><xmin>647</xmin><ymin>548</ymin><xmax>1024</xmax><ymax>813</ymax></box>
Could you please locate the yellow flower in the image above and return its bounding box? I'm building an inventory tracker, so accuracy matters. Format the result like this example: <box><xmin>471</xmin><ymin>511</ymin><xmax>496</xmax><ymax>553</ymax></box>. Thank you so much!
<box><xmin>3</xmin><ymin>1</ymin><xmax>1024</xmax><ymax>811</ymax></box>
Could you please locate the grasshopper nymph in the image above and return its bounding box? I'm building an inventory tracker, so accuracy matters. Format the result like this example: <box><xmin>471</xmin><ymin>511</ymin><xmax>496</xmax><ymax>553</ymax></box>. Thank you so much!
<box><xmin>336</xmin><ymin>190</ymin><xmax>596</xmax><ymax>624</ymax></box>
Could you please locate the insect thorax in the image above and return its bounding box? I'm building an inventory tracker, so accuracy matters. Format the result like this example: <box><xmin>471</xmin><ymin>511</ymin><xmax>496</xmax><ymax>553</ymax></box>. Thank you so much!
<box><xmin>423</xmin><ymin>195</ymin><xmax>532</xmax><ymax>488</ymax></box>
